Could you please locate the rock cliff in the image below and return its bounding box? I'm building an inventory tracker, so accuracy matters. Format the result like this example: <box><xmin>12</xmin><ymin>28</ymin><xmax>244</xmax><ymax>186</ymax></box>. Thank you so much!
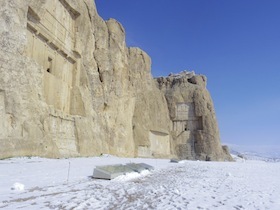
<box><xmin>0</xmin><ymin>0</ymin><xmax>232</xmax><ymax>161</ymax></box>
<box><xmin>156</xmin><ymin>72</ymin><xmax>232</xmax><ymax>161</ymax></box>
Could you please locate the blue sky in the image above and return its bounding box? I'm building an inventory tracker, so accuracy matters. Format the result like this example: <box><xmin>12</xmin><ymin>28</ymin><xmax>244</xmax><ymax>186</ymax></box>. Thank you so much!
<box><xmin>95</xmin><ymin>0</ymin><xmax>280</xmax><ymax>148</ymax></box>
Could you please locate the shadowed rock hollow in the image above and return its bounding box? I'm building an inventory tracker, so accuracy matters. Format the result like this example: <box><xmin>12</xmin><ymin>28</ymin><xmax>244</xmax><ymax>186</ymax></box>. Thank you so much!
<box><xmin>0</xmin><ymin>0</ymin><xmax>232</xmax><ymax>161</ymax></box>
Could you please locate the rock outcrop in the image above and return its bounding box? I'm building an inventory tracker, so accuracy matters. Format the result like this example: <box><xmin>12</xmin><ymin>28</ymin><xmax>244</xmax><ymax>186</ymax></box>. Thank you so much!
<box><xmin>0</xmin><ymin>0</ymin><xmax>232</xmax><ymax>161</ymax></box>
<box><xmin>156</xmin><ymin>72</ymin><xmax>232</xmax><ymax>161</ymax></box>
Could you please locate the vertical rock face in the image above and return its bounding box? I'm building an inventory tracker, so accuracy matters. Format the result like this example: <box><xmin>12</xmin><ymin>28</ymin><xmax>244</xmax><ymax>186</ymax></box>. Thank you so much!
<box><xmin>0</xmin><ymin>0</ymin><xmax>232</xmax><ymax>161</ymax></box>
<box><xmin>157</xmin><ymin>72</ymin><xmax>232</xmax><ymax>161</ymax></box>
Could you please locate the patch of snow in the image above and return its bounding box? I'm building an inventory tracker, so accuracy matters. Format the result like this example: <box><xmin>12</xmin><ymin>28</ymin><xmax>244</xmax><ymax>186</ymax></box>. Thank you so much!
<box><xmin>0</xmin><ymin>156</ymin><xmax>280</xmax><ymax>209</ymax></box>
<box><xmin>226</xmin><ymin>172</ymin><xmax>231</xmax><ymax>177</ymax></box>
<box><xmin>99</xmin><ymin>153</ymin><xmax>117</xmax><ymax>158</ymax></box>
<box><xmin>169</xmin><ymin>70</ymin><xmax>195</xmax><ymax>79</ymax></box>
<box><xmin>113</xmin><ymin>170</ymin><xmax>151</xmax><ymax>182</ymax></box>
<box><xmin>228</xmin><ymin>144</ymin><xmax>280</xmax><ymax>161</ymax></box>
<box><xmin>11</xmin><ymin>183</ymin><xmax>25</xmax><ymax>191</ymax></box>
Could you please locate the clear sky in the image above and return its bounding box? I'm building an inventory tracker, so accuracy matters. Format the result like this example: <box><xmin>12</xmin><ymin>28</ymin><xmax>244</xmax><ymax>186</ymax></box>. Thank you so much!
<box><xmin>95</xmin><ymin>0</ymin><xmax>280</xmax><ymax>148</ymax></box>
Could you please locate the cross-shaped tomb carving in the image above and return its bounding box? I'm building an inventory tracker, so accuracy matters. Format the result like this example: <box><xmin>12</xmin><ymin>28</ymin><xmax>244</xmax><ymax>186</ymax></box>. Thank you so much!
<box><xmin>26</xmin><ymin>0</ymin><xmax>81</xmax><ymax>114</ymax></box>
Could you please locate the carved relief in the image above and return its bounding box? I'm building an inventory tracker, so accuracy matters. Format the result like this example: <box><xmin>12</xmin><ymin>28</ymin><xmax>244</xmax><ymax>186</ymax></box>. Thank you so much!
<box><xmin>173</xmin><ymin>103</ymin><xmax>203</xmax><ymax>132</ymax></box>
<box><xmin>48</xmin><ymin>115</ymin><xmax>78</xmax><ymax>156</ymax></box>
<box><xmin>26</xmin><ymin>0</ymin><xmax>83</xmax><ymax>115</ymax></box>
<box><xmin>137</xmin><ymin>130</ymin><xmax>170</xmax><ymax>158</ymax></box>
<box><xmin>176</xmin><ymin>102</ymin><xmax>195</xmax><ymax>120</ymax></box>
<box><xmin>149</xmin><ymin>130</ymin><xmax>170</xmax><ymax>157</ymax></box>
<box><xmin>173</xmin><ymin>102</ymin><xmax>203</xmax><ymax>159</ymax></box>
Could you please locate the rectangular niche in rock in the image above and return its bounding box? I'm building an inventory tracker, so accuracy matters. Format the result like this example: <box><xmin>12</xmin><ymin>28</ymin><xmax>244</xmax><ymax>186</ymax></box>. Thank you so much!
<box><xmin>149</xmin><ymin>130</ymin><xmax>170</xmax><ymax>157</ymax></box>
<box><xmin>48</xmin><ymin>115</ymin><xmax>78</xmax><ymax>156</ymax></box>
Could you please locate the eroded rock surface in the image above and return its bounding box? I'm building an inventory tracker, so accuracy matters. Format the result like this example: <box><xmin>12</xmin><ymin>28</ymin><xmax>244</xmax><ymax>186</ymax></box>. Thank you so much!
<box><xmin>0</xmin><ymin>0</ymin><xmax>232</xmax><ymax>161</ymax></box>
<box><xmin>157</xmin><ymin>73</ymin><xmax>232</xmax><ymax>161</ymax></box>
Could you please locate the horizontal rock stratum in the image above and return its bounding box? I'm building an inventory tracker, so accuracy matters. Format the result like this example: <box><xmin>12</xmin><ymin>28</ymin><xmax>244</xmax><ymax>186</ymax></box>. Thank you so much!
<box><xmin>0</xmin><ymin>0</ymin><xmax>232</xmax><ymax>161</ymax></box>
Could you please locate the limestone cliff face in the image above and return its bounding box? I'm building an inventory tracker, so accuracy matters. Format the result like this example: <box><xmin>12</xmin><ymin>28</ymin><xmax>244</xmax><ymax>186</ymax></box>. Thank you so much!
<box><xmin>0</xmin><ymin>0</ymin><xmax>231</xmax><ymax>161</ymax></box>
<box><xmin>128</xmin><ymin>48</ymin><xmax>172</xmax><ymax>158</ymax></box>
<box><xmin>156</xmin><ymin>72</ymin><xmax>232</xmax><ymax>161</ymax></box>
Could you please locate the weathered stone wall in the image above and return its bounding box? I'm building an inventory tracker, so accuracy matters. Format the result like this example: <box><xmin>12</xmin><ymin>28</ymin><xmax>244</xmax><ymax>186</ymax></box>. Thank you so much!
<box><xmin>156</xmin><ymin>72</ymin><xmax>232</xmax><ymax>161</ymax></box>
<box><xmin>128</xmin><ymin>48</ymin><xmax>172</xmax><ymax>158</ymax></box>
<box><xmin>0</xmin><ymin>0</ymin><xmax>231</xmax><ymax>161</ymax></box>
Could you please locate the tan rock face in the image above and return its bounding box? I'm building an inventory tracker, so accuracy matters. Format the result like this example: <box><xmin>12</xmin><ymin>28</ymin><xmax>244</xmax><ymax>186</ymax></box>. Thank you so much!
<box><xmin>157</xmin><ymin>73</ymin><xmax>232</xmax><ymax>161</ymax></box>
<box><xmin>0</xmin><ymin>0</ymin><xmax>232</xmax><ymax>161</ymax></box>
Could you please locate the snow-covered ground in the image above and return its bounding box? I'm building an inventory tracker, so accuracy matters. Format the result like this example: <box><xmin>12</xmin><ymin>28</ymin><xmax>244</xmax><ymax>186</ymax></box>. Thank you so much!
<box><xmin>228</xmin><ymin>144</ymin><xmax>280</xmax><ymax>162</ymax></box>
<box><xmin>0</xmin><ymin>155</ymin><xmax>280</xmax><ymax>210</ymax></box>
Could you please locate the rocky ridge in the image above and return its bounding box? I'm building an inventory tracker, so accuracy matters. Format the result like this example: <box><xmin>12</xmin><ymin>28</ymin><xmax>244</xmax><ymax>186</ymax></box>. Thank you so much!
<box><xmin>0</xmin><ymin>0</ymin><xmax>232</xmax><ymax>161</ymax></box>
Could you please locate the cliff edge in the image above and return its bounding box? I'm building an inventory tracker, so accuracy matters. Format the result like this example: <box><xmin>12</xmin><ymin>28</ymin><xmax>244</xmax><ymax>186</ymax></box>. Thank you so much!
<box><xmin>0</xmin><ymin>0</ymin><xmax>232</xmax><ymax>161</ymax></box>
